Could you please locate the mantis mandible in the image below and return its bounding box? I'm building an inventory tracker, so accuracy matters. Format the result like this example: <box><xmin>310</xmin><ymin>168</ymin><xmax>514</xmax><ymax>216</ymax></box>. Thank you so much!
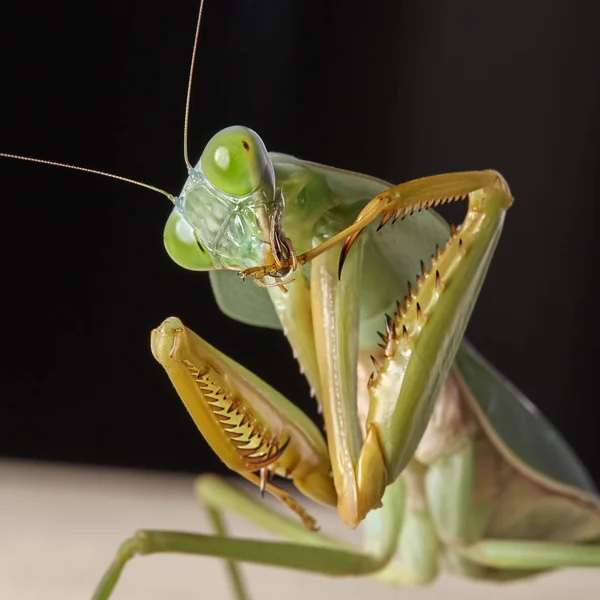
<box><xmin>1</xmin><ymin>2</ymin><xmax>599</xmax><ymax>600</ymax></box>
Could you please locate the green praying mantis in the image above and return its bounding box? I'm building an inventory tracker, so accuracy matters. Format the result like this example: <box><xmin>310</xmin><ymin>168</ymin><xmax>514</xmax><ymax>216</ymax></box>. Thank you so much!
<box><xmin>2</xmin><ymin>2</ymin><xmax>600</xmax><ymax>600</ymax></box>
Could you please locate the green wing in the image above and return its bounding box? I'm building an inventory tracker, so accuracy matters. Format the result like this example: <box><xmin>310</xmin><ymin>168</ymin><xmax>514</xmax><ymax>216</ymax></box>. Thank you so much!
<box><xmin>455</xmin><ymin>342</ymin><xmax>598</xmax><ymax>494</ymax></box>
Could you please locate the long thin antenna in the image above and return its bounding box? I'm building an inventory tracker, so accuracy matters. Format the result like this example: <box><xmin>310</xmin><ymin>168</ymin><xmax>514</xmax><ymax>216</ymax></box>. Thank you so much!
<box><xmin>0</xmin><ymin>153</ymin><xmax>174</xmax><ymax>201</ymax></box>
<box><xmin>1</xmin><ymin>4</ymin><xmax>210</xmax><ymax>200</ymax></box>
<box><xmin>183</xmin><ymin>0</ymin><xmax>206</xmax><ymax>171</ymax></box>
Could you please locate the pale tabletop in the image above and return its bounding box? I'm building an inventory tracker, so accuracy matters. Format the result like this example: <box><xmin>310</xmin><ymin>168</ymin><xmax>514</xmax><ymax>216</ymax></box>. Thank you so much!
<box><xmin>1</xmin><ymin>460</ymin><xmax>598</xmax><ymax>600</ymax></box>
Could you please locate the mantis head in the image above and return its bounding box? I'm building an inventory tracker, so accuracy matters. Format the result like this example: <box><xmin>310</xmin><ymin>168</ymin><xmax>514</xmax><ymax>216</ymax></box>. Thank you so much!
<box><xmin>0</xmin><ymin>1</ymin><xmax>300</xmax><ymax>288</ymax></box>
<box><xmin>164</xmin><ymin>125</ymin><xmax>291</xmax><ymax>275</ymax></box>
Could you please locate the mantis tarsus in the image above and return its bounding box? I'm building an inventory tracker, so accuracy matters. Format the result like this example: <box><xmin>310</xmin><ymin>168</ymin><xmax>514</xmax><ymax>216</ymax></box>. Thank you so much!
<box><xmin>2</xmin><ymin>2</ymin><xmax>599</xmax><ymax>600</ymax></box>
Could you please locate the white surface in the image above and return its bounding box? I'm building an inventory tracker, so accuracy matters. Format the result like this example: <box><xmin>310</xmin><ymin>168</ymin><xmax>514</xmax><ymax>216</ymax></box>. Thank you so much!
<box><xmin>1</xmin><ymin>459</ymin><xmax>598</xmax><ymax>599</ymax></box>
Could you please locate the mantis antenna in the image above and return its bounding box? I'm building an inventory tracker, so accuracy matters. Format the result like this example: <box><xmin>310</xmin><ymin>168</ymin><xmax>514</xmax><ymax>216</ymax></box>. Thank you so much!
<box><xmin>183</xmin><ymin>0</ymin><xmax>206</xmax><ymax>171</ymax></box>
<box><xmin>0</xmin><ymin>153</ymin><xmax>174</xmax><ymax>201</ymax></box>
<box><xmin>0</xmin><ymin>1</ymin><xmax>209</xmax><ymax>201</ymax></box>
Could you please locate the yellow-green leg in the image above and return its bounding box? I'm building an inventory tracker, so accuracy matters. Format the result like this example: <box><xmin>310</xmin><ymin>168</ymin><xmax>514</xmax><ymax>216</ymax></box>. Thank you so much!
<box><xmin>91</xmin><ymin>475</ymin><xmax>404</xmax><ymax>600</ymax></box>
<box><xmin>457</xmin><ymin>539</ymin><xmax>600</xmax><ymax>571</ymax></box>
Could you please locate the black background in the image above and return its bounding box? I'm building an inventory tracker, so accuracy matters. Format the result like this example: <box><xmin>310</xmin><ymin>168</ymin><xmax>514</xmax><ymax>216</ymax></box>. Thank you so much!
<box><xmin>0</xmin><ymin>1</ymin><xmax>598</xmax><ymax>484</ymax></box>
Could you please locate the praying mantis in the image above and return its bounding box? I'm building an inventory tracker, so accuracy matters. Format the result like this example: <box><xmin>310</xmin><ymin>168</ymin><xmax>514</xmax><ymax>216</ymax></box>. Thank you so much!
<box><xmin>1</xmin><ymin>2</ymin><xmax>600</xmax><ymax>600</ymax></box>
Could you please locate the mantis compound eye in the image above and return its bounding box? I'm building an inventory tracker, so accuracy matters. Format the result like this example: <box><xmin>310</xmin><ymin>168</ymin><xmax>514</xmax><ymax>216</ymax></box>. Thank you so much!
<box><xmin>163</xmin><ymin>208</ymin><xmax>214</xmax><ymax>270</ymax></box>
<box><xmin>169</xmin><ymin>126</ymin><xmax>279</xmax><ymax>272</ymax></box>
<box><xmin>201</xmin><ymin>126</ymin><xmax>274</xmax><ymax>197</ymax></box>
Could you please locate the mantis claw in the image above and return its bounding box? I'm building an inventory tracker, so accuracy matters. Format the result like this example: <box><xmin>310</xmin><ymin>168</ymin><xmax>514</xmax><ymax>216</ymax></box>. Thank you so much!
<box><xmin>245</xmin><ymin>171</ymin><xmax>513</xmax><ymax>286</ymax></box>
